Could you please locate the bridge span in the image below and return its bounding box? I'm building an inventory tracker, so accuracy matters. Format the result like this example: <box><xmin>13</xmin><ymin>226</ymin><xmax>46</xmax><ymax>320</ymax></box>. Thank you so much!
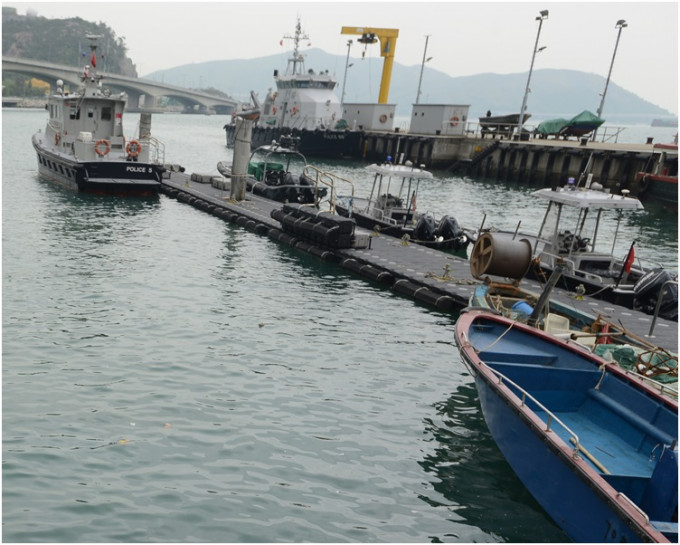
<box><xmin>2</xmin><ymin>57</ymin><xmax>238</xmax><ymax>114</ymax></box>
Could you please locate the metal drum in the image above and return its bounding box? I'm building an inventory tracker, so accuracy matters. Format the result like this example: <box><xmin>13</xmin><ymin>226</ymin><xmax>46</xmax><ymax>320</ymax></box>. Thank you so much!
<box><xmin>470</xmin><ymin>232</ymin><xmax>532</xmax><ymax>279</ymax></box>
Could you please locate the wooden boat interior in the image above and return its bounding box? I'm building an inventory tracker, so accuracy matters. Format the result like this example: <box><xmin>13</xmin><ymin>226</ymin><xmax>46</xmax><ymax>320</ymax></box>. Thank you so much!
<box><xmin>467</xmin><ymin>318</ymin><xmax>678</xmax><ymax>532</ymax></box>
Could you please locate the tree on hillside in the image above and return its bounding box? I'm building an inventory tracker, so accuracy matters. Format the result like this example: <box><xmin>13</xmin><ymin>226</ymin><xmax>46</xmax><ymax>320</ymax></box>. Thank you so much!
<box><xmin>2</xmin><ymin>11</ymin><xmax>138</xmax><ymax>95</ymax></box>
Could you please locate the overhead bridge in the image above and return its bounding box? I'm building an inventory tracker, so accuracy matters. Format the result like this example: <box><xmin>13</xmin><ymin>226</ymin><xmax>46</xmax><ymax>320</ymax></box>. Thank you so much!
<box><xmin>2</xmin><ymin>57</ymin><xmax>238</xmax><ymax>114</ymax></box>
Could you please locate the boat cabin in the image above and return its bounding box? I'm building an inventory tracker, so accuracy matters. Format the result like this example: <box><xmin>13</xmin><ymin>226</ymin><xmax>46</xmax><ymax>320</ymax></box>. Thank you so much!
<box><xmin>363</xmin><ymin>162</ymin><xmax>432</xmax><ymax>225</ymax></box>
<box><xmin>45</xmin><ymin>81</ymin><xmax>129</xmax><ymax>162</ymax></box>
<box><xmin>531</xmin><ymin>186</ymin><xmax>644</xmax><ymax>281</ymax></box>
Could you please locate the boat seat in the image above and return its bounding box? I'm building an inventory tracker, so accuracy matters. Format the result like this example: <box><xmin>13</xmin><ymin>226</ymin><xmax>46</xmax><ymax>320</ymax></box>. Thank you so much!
<box><xmin>544</xmin><ymin>313</ymin><xmax>597</xmax><ymax>349</ymax></box>
<box><xmin>545</xmin><ymin>312</ymin><xmax>570</xmax><ymax>334</ymax></box>
<box><xmin>586</xmin><ymin>389</ymin><xmax>675</xmax><ymax>447</ymax></box>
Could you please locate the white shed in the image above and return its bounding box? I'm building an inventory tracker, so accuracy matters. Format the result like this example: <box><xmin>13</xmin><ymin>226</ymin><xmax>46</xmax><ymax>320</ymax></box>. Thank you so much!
<box><xmin>410</xmin><ymin>104</ymin><xmax>470</xmax><ymax>135</ymax></box>
<box><xmin>342</xmin><ymin>103</ymin><xmax>396</xmax><ymax>131</ymax></box>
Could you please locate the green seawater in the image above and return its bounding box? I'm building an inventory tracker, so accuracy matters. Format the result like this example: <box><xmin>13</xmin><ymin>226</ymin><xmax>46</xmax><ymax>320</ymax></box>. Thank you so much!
<box><xmin>3</xmin><ymin>109</ymin><xmax>676</xmax><ymax>542</ymax></box>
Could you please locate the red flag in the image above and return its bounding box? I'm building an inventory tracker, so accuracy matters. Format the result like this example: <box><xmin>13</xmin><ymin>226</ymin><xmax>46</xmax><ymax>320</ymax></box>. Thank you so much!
<box><xmin>623</xmin><ymin>244</ymin><xmax>635</xmax><ymax>273</ymax></box>
<box><xmin>90</xmin><ymin>51</ymin><xmax>97</xmax><ymax>67</ymax></box>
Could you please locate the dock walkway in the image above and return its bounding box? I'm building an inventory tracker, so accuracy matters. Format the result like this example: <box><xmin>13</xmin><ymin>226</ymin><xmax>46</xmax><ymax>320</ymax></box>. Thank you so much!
<box><xmin>161</xmin><ymin>171</ymin><xmax>678</xmax><ymax>355</ymax></box>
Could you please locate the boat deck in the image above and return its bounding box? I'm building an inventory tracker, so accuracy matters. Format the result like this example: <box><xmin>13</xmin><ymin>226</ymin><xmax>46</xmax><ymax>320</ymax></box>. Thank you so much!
<box><xmin>539</xmin><ymin>408</ymin><xmax>653</xmax><ymax>477</ymax></box>
<box><xmin>161</xmin><ymin>170</ymin><xmax>678</xmax><ymax>355</ymax></box>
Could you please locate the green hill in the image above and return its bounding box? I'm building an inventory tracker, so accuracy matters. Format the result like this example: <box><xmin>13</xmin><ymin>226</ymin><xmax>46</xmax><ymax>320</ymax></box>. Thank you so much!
<box><xmin>2</xmin><ymin>7</ymin><xmax>136</xmax><ymax>96</ymax></box>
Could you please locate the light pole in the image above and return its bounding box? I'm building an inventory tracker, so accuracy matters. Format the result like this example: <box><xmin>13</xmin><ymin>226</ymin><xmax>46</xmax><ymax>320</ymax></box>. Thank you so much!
<box><xmin>517</xmin><ymin>9</ymin><xmax>548</xmax><ymax>138</ymax></box>
<box><xmin>415</xmin><ymin>35</ymin><xmax>432</xmax><ymax>104</ymax></box>
<box><xmin>340</xmin><ymin>39</ymin><xmax>352</xmax><ymax>110</ymax></box>
<box><xmin>593</xmin><ymin>19</ymin><xmax>627</xmax><ymax>140</ymax></box>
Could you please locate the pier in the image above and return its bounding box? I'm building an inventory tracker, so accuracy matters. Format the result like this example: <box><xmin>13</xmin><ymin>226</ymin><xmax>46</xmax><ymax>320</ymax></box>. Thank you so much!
<box><xmin>226</xmin><ymin>123</ymin><xmax>676</xmax><ymax>194</ymax></box>
<box><xmin>159</xmin><ymin>169</ymin><xmax>678</xmax><ymax>355</ymax></box>
<box><xmin>355</xmin><ymin>129</ymin><xmax>675</xmax><ymax>192</ymax></box>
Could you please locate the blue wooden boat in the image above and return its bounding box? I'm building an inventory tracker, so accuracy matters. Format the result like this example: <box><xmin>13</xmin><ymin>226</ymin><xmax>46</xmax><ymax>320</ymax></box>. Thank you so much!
<box><xmin>455</xmin><ymin>309</ymin><xmax>678</xmax><ymax>542</ymax></box>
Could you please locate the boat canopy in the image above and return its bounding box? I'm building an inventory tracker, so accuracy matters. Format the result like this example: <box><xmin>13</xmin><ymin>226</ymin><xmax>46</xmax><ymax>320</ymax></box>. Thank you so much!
<box><xmin>367</xmin><ymin>163</ymin><xmax>433</xmax><ymax>179</ymax></box>
<box><xmin>532</xmin><ymin>187</ymin><xmax>644</xmax><ymax>210</ymax></box>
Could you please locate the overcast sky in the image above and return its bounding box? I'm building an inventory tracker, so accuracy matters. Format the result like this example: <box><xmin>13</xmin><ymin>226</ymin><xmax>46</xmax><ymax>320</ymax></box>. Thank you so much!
<box><xmin>6</xmin><ymin>1</ymin><xmax>679</xmax><ymax>114</ymax></box>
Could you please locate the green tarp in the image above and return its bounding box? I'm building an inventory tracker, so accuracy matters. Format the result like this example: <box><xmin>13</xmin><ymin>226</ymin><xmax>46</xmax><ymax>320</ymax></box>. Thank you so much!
<box><xmin>569</xmin><ymin>110</ymin><xmax>604</xmax><ymax>126</ymax></box>
<box><xmin>535</xmin><ymin>110</ymin><xmax>605</xmax><ymax>136</ymax></box>
<box><xmin>536</xmin><ymin>118</ymin><xmax>569</xmax><ymax>135</ymax></box>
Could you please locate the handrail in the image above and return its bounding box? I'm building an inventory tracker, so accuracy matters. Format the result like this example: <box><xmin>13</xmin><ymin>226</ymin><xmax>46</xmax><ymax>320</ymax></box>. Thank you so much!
<box><xmin>451</xmin><ymin>121</ymin><xmax>627</xmax><ymax>143</ymax></box>
<box><xmin>146</xmin><ymin>136</ymin><xmax>165</xmax><ymax>164</ymax></box>
<box><xmin>303</xmin><ymin>165</ymin><xmax>356</xmax><ymax>212</ymax></box>
<box><xmin>647</xmin><ymin>280</ymin><xmax>678</xmax><ymax>338</ymax></box>
<box><xmin>616</xmin><ymin>492</ymin><xmax>651</xmax><ymax>525</ymax></box>
<box><xmin>482</xmin><ymin>362</ymin><xmax>582</xmax><ymax>458</ymax></box>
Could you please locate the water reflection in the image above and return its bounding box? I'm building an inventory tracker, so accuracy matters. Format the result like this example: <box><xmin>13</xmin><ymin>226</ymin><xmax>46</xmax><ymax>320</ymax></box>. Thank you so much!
<box><xmin>420</xmin><ymin>383</ymin><xmax>569</xmax><ymax>542</ymax></box>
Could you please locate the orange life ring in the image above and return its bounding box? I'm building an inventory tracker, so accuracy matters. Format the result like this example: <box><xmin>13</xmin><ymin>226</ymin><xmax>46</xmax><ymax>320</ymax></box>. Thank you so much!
<box><xmin>450</xmin><ymin>116</ymin><xmax>460</xmax><ymax>127</ymax></box>
<box><xmin>55</xmin><ymin>132</ymin><xmax>61</xmax><ymax>145</ymax></box>
<box><xmin>126</xmin><ymin>140</ymin><xmax>141</xmax><ymax>157</ymax></box>
<box><xmin>379</xmin><ymin>114</ymin><xmax>388</xmax><ymax>124</ymax></box>
<box><xmin>272</xmin><ymin>106</ymin><xmax>277</xmax><ymax>114</ymax></box>
<box><xmin>95</xmin><ymin>139</ymin><xmax>110</xmax><ymax>156</ymax></box>
<box><xmin>291</xmin><ymin>106</ymin><xmax>298</xmax><ymax>115</ymax></box>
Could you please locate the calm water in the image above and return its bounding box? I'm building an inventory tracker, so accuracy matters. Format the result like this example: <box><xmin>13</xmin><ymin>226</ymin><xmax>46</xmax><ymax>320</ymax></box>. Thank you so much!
<box><xmin>2</xmin><ymin>109</ymin><xmax>676</xmax><ymax>543</ymax></box>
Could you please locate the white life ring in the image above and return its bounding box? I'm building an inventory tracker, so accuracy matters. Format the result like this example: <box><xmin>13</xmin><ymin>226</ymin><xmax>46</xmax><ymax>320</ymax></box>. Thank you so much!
<box><xmin>450</xmin><ymin>116</ymin><xmax>460</xmax><ymax>127</ymax></box>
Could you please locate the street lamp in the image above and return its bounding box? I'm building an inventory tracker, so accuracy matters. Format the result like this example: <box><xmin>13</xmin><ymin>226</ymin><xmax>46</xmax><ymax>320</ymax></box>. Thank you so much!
<box><xmin>517</xmin><ymin>9</ymin><xmax>549</xmax><ymax>137</ymax></box>
<box><xmin>415</xmin><ymin>35</ymin><xmax>432</xmax><ymax>104</ymax></box>
<box><xmin>593</xmin><ymin>19</ymin><xmax>627</xmax><ymax>140</ymax></box>
<box><xmin>340</xmin><ymin>39</ymin><xmax>353</xmax><ymax>110</ymax></box>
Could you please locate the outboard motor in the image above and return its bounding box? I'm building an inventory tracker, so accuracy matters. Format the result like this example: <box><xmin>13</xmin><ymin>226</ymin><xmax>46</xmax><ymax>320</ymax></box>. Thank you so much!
<box><xmin>413</xmin><ymin>214</ymin><xmax>437</xmax><ymax>242</ymax></box>
<box><xmin>436</xmin><ymin>215</ymin><xmax>469</xmax><ymax>251</ymax></box>
<box><xmin>265</xmin><ymin>169</ymin><xmax>284</xmax><ymax>186</ymax></box>
<box><xmin>634</xmin><ymin>268</ymin><xmax>678</xmax><ymax>321</ymax></box>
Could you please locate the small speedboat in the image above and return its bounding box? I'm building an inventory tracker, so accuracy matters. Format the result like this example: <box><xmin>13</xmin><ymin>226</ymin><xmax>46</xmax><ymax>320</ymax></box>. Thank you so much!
<box><xmin>474</xmin><ymin>184</ymin><xmax>678</xmax><ymax>320</ymax></box>
<box><xmin>455</xmin><ymin>309</ymin><xmax>678</xmax><ymax>543</ymax></box>
<box><xmin>31</xmin><ymin>34</ymin><xmax>165</xmax><ymax>196</ymax></box>
<box><xmin>217</xmin><ymin>138</ymin><xmax>327</xmax><ymax>205</ymax></box>
<box><xmin>335</xmin><ymin>160</ymin><xmax>472</xmax><ymax>253</ymax></box>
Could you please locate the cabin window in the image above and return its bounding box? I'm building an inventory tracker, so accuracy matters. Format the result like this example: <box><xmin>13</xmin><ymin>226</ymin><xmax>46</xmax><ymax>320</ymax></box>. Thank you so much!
<box><xmin>88</xmin><ymin>109</ymin><xmax>94</xmax><ymax>119</ymax></box>
<box><xmin>69</xmin><ymin>108</ymin><xmax>80</xmax><ymax>120</ymax></box>
<box><xmin>101</xmin><ymin>107</ymin><xmax>112</xmax><ymax>121</ymax></box>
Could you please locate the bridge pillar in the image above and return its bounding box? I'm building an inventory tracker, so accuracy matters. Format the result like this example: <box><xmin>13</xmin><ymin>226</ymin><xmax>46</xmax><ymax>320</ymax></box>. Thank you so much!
<box><xmin>139</xmin><ymin>94</ymin><xmax>160</xmax><ymax>111</ymax></box>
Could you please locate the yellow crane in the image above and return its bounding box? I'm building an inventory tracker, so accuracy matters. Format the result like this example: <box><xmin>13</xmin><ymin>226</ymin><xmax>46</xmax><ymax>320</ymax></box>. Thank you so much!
<box><xmin>340</xmin><ymin>26</ymin><xmax>399</xmax><ymax>104</ymax></box>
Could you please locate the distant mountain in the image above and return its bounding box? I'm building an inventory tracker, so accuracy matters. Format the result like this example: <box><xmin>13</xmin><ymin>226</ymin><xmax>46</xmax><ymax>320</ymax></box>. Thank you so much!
<box><xmin>145</xmin><ymin>48</ymin><xmax>674</xmax><ymax>122</ymax></box>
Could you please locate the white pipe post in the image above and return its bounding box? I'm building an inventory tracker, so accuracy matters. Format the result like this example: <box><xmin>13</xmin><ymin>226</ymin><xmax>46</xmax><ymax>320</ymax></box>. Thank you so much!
<box><xmin>517</xmin><ymin>10</ymin><xmax>548</xmax><ymax>137</ymax></box>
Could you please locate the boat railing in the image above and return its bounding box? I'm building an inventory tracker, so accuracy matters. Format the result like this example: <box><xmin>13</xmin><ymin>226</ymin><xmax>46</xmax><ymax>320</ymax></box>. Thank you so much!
<box><xmin>145</xmin><ymin>136</ymin><xmax>166</xmax><ymax>165</ymax></box>
<box><xmin>538</xmin><ymin>250</ymin><xmax>629</xmax><ymax>286</ymax></box>
<box><xmin>647</xmin><ymin>280</ymin><xmax>678</xmax><ymax>338</ymax></box>
<box><xmin>483</xmin><ymin>361</ymin><xmax>583</xmax><ymax>458</ymax></box>
<box><xmin>616</xmin><ymin>492</ymin><xmax>651</xmax><ymax>525</ymax></box>
<box><xmin>303</xmin><ymin>165</ymin><xmax>355</xmax><ymax>213</ymax></box>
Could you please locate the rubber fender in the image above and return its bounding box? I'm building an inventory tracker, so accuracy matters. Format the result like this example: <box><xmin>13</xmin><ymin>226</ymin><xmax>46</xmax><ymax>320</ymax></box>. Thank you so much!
<box><xmin>392</xmin><ymin>278</ymin><xmax>421</xmax><ymax>297</ymax></box>
<box><xmin>254</xmin><ymin>223</ymin><xmax>269</xmax><ymax>236</ymax></box>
